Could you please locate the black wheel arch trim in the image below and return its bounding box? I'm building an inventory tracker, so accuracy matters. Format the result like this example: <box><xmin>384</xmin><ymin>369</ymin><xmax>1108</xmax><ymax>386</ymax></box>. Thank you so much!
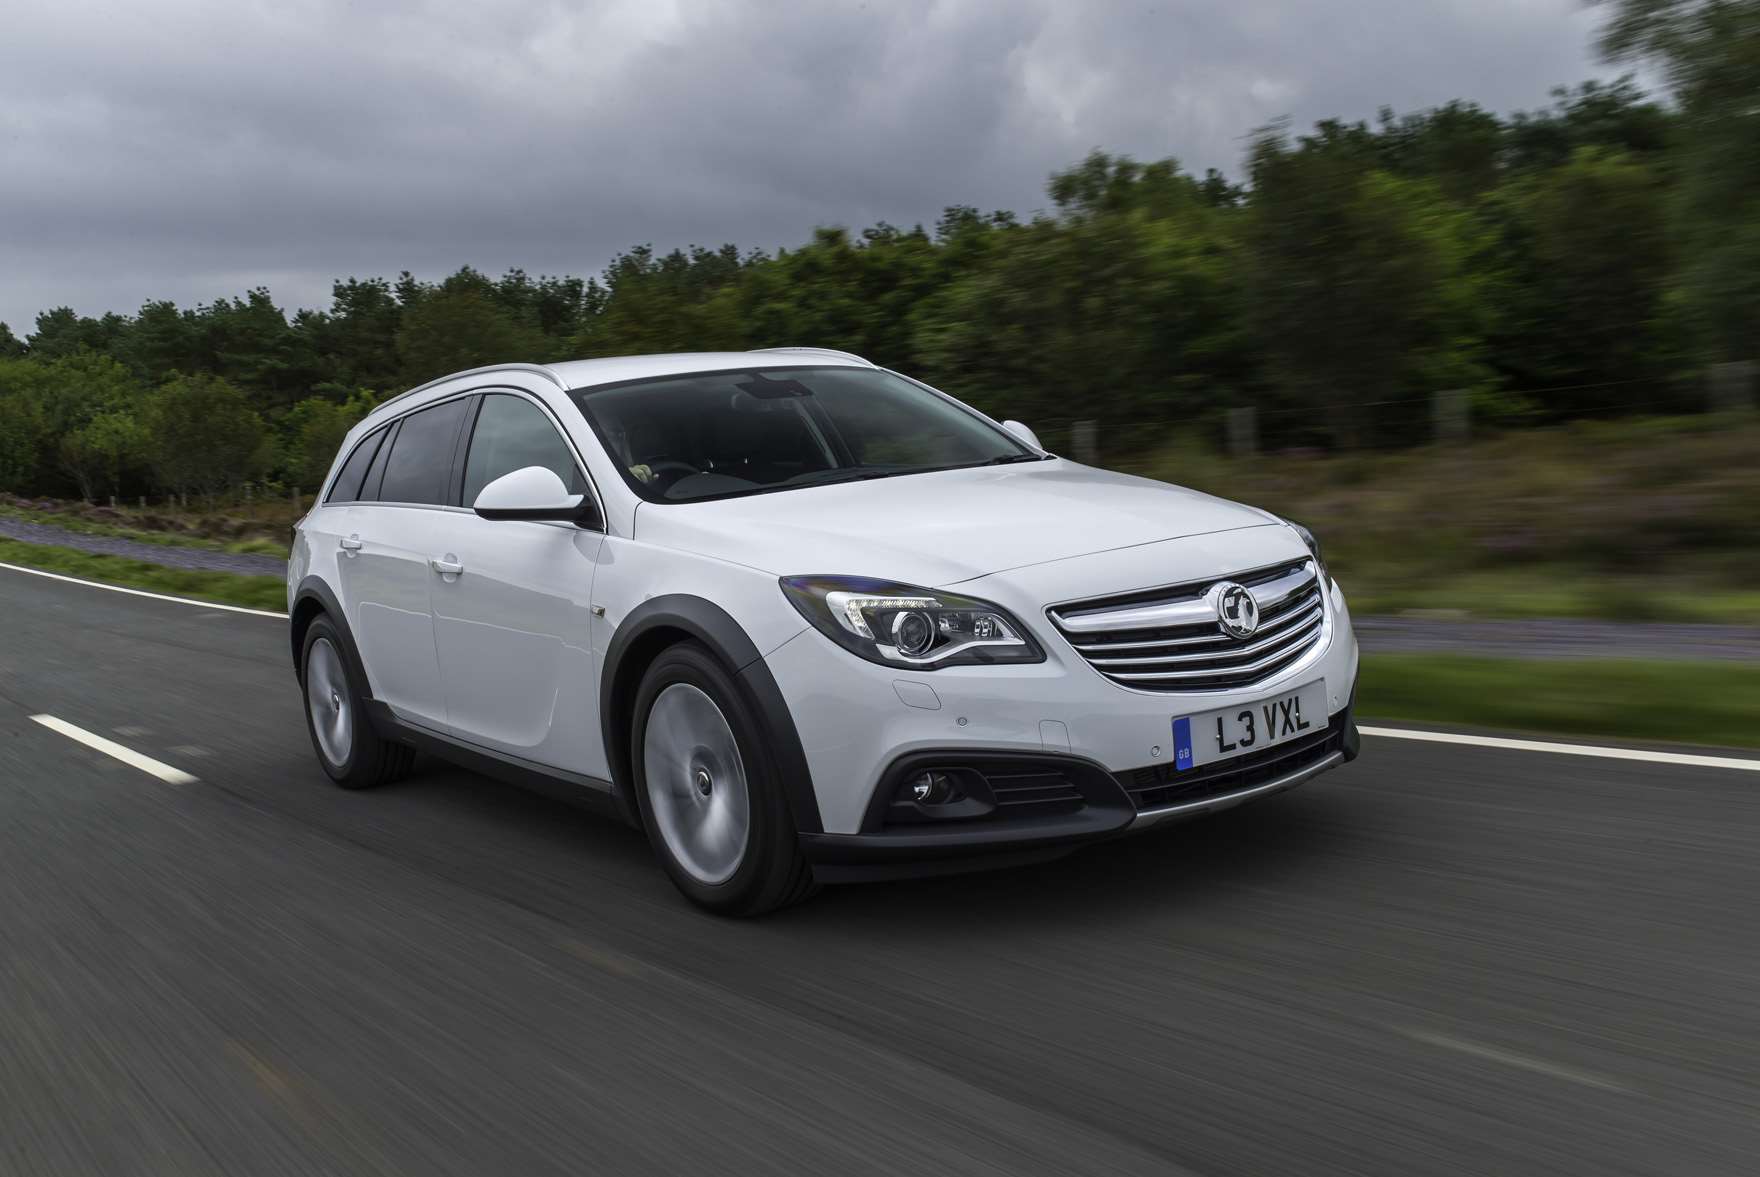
<box><xmin>601</xmin><ymin>595</ymin><xmax>823</xmax><ymax>834</ymax></box>
<box><xmin>290</xmin><ymin>577</ymin><xmax>377</xmax><ymax>705</ymax></box>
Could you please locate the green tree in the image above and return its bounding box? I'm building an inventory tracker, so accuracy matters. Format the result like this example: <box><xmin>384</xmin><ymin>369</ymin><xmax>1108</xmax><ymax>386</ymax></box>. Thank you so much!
<box><xmin>1246</xmin><ymin>130</ymin><xmax>1487</xmax><ymax>446</ymax></box>
<box><xmin>395</xmin><ymin>286</ymin><xmax>547</xmax><ymax>386</ymax></box>
<box><xmin>0</xmin><ymin>358</ymin><xmax>50</xmax><ymax>492</ymax></box>
<box><xmin>1598</xmin><ymin>0</ymin><xmax>1760</xmax><ymax>359</ymax></box>
<box><xmin>1479</xmin><ymin>148</ymin><xmax>1676</xmax><ymax>411</ymax></box>
<box><xmin>574</xmin><ymin>245</ymin><xmax>752</xmax><ymax>357</ymax></box>
<box><xmin>915</xmin><ymin>196</ymin><xmax>1246</xmax><ymax>435</ymax></box>
<box><xmin>0</xmin><ymin>323</ymin><xmax>25</xmax><ymax>358</ymax></box>
<box><xmin>59</xmin><ymin>412</ymin><xmax>145</xmax><ymax>502</ymax></box>
<box><xmin>281</xmin><ymin>390</ymin><xmax>378</xmax><ymax>491</ymax></box>
<box><xmin>26</xmin><ymin>307</ymin><xmax>127</xmax><ymax>360</ymax></box>
<box><xmin>139</xmin><ymin>373</ymin><xmax>269</xmax><ymax>498</ymax></box>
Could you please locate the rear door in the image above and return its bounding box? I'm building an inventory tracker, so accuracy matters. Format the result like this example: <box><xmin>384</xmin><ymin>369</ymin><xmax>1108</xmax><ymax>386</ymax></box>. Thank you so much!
<box><xmin>340</xmin><ymin>396</ymin><xmax>473</xmax><ymax>731</ymax></box>
<box><xmin>430</xmin><ymin>391</ymin><xmax>607</xmax><ymax>778</ymax></box>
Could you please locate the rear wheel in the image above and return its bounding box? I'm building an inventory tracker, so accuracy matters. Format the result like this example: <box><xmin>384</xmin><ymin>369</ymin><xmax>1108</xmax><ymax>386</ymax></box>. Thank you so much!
<box><xmin>300</xmin><ymin>615</ymin><xmax>413</xmax><ymax>789</ymax></box>
<box><xmin>631</xmin><ymin>642</ymin><xmax>816</xmax><ymax>915</ymax></box>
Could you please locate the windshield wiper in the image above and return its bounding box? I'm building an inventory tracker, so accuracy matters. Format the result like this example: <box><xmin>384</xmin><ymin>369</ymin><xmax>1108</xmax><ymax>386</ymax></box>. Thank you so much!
<box><xmin>780</xmin><ymin>467</ymin><xmax>907</xmax><ymax>488</ymax></box>
<box><xmin>982</xmin><ymin>452</ymin><xmax>1048</xmax><ymax>465</ymax></box>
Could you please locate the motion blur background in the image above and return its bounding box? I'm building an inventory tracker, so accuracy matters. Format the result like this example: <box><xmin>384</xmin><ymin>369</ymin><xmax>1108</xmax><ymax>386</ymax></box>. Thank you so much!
<box><xmin>3</xmin><ymin>6</ymin><xmax>1760</xmax><ymax>1175</ymax></box>
<box><xmin>1</xmin><ymin>0</ymin><xmax>1757</xmax><ymax>742</ymax></box>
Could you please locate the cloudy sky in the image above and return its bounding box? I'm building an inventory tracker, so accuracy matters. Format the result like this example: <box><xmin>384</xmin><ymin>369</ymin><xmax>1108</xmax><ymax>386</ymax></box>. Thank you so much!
<box><xmin>1</xmin><ymin>0</ymin><xmax>1617</xmax><ymax>335</ymax></box>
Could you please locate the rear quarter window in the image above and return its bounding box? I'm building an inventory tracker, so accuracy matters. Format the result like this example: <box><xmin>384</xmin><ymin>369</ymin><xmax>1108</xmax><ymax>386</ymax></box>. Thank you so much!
<box><xmin>324</xmin><ymin>425</ymin><xmax>388</xmax><ymax>504</ymax></box>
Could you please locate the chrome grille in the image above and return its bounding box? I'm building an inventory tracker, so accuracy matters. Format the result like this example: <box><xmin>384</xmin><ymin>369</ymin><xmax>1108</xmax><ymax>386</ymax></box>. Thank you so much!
<box><xmin>1048</xmin><ymin>560</ymin><xmax>1325</xmax><ymax>692</ymax></box>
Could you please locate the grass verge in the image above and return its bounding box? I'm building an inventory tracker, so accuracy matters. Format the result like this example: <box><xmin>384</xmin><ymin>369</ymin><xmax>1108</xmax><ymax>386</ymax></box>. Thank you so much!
<box><xmin>1358</xmin><ymin>654</ymin><xmax>1760</xmax><ymax>750</ymax></box>
<box><xmin>0</xmin><ymin>537</ymin><xmax>286</xmax><ymax>612</ymax></box>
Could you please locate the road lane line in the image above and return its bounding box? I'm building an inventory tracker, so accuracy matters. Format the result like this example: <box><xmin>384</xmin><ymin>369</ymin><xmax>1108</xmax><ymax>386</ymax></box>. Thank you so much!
<box><xmin>1361</xmin><ymin>726</ymin><xmax>1760</xmax><ymax>773</ymax></box>
<box><xmin>0</xmin><ymin>560</ymin><xmax>284</xmax><ymax>618</ymax></box>
<box><xmin>1398</xmin><ymin>1027</ymin><xmax>1632</xmax><ymax>1093</ymax></box>
<box><xmin>30</xmin><ymin>715</ymin><xmax>199</xmax><ymax>785</ymax></box>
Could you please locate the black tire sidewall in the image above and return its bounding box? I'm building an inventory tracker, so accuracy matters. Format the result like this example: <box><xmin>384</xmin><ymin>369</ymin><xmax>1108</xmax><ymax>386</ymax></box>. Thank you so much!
<box><xmin>300</xmin><ymin>616</ymin><xmax>368</xmax><ymax>784</ymax></box>
<box><xmin>629</xmin><ymin>643</ymin><xmax>797</xmax><ymax>914</ymax></box>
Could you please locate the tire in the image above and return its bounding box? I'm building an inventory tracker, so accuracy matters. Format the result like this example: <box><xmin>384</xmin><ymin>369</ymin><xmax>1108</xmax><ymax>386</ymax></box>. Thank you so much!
<box><xmin>299</xmin><ymin>614</ymin><xmax>414</xmax><ymax>789</ymax></box>
<box><xmin>630</xmin><ymin>642</ymin><xmax>817</xmax><ymax>916</ymax></box>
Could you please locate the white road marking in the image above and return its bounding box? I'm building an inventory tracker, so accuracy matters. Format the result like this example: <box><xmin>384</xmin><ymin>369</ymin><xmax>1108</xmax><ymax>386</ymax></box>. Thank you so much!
<box><xmin>0</xmin><ymin>560</ymin><xmax>284</xmax><ymax>618</ymax></box>
<box><xmin>1361</xmin><ymin>725</ymin><xmax>1760</xmax><ymax>772</ymax></box>
<box><xmin>1398</xmin><ymin>1027</ymin><xmax>1632</xmax><ymax>1093</ymax></box>
<box><xmin>30</xmin><ymin>715</ymin><xmax>199</xmax><ymax>785</ymax></box>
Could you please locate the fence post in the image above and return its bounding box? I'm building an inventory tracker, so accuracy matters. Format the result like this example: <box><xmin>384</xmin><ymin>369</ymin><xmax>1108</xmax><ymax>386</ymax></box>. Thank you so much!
<box><xmin>138</xmin><ymin>496</ymin><xmax>146</xmax><ymax>510</ymax></box>
<box><xmin>1227</xmin><ymin>407</ymin><xmax>1258</xmax><ymax>457</ymax></box>
<box><xmin>292</xmin><ymin>487</ymin><xmax>302</xmax><ymax>513</ymax></box>
<box><xmin>1070</xmin><ymin>420</ymin><xmax>1099</xmax><ymax>465</ymax></box>
<box><xmin>1708</xmin><ymin>361</ymin><xmax>1757</xmax><ymax>414</ymax></box>
<box><xmin>1432</xmin><ymin>388</ymin><xmax>1470</xmax><ymax>444</ymax></box>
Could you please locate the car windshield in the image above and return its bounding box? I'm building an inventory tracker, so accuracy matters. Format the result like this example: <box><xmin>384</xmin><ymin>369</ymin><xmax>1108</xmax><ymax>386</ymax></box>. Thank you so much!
<box><xmin>572</xmin><ymin>366</ymin><xmax>1040</xmax><ymax>502</ymax></box>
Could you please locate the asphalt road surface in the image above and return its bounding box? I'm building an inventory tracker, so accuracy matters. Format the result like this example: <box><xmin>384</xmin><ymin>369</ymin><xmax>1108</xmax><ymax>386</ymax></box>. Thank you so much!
<box><xmin>1</xmin><ymin>565</ymin><xmax>1756</xmax><ymax>1177</ymax></box>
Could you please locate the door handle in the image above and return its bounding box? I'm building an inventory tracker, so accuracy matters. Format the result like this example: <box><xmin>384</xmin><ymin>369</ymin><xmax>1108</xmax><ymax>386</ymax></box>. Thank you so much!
<box><xmin>339</xmin><ymin>534</ymin><xmax>362</xmax><ymax>553</ymax></box>
<box><xmin>429</xmin><ymin>556</ymin><xmax>464</xmax><ymax>576</ymax></box>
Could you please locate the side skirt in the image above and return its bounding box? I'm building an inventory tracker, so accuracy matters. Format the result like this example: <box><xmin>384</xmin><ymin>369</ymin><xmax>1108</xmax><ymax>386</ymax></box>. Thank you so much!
<box><xmin>364</xmin><ymin>700</ymin><xmax>636</xmax><ymax>827</ymax></box>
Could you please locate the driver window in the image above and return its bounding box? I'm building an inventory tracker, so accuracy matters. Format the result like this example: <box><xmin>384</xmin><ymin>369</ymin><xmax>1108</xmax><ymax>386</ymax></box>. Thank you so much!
<box><xmin>462</xmin><ymin>394</ymin><xmax>588</xmax><ymax>506</ymax></box>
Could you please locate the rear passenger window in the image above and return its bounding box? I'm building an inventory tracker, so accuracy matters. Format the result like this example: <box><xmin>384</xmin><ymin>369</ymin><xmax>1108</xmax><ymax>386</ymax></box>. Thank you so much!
<box><xmin>376</xmin><ymin>399</ymin><xmax>471</xmax><ymax>505</ymax></box>
<box><xmin>325</xmin><ymin>425</ymin><xmax>387</xmax><ymax>503</ymax></box>
<box><xmin>461</xmin><ymin>394</ymin><xmax>588</xmax><ymax>506</ymax></box>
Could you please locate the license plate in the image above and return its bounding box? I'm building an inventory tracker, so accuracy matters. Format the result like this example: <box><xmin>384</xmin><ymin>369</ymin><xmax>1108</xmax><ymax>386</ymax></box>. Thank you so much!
<box><xmin>1172</xmin><ymin>681</ymin><xmax>1326</xmax><ymax>772</ymax></box>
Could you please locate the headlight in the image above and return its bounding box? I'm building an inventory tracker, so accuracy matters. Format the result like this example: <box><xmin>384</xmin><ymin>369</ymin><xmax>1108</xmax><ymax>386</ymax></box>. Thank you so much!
<box><xmin>1283</xmin><ymin>518</ymin><xmax>1327</xmax><ymax>580</ymax></box>
<box><xmin>780</xmin><ymin>575</ymin><xmax>1044</xmax><ymax>669</ymax></box>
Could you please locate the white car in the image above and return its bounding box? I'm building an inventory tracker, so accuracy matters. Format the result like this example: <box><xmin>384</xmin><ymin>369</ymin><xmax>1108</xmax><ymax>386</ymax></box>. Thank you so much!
<box><xmin>289</xmin><ymin>348</ymin><xmax>1360</xmax><ymax>914</ymax></box>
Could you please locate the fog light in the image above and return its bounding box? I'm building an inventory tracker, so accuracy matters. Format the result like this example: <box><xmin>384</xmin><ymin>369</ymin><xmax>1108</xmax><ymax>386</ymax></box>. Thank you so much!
<box><xmin>909</xmin><ymin>770</ymin><xmax>959</xmax><ymax>805</ymax></box>
<box><xmin>891</xmin><ymin>610</ymin><xmax>936</xmax><ymax>657</ymax></box>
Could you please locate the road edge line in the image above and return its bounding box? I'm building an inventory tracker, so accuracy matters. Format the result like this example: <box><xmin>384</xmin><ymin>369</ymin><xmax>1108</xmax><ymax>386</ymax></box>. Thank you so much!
<box><xmin>0</xmin><ymin>559</ymin><xmax>285</xmax><ymax>618</ymax></box>
<box><xmin>1360</xmin><ymin>725</ymin><xmax>1760</xmax><ymax>772</ymax></box>
<box><xmin>30</xmin><ymin>715</ymin><xmax>200</xmax><ymax>785</ymax></box>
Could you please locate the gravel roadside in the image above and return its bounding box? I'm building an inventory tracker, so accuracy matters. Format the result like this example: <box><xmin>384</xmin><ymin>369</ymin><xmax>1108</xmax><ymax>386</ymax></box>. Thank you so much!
<box><xmin>0</xmin><ymin>516</ymin><xmax>287</xmax><ymax>578</ymax></box>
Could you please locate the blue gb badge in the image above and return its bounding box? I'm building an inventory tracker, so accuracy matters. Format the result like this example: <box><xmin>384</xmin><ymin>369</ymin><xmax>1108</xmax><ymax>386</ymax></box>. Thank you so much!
<box><xmin>1172</xmin><ymin>716</ymin><xmax>1194</xmax><ymax>772</ymax></box>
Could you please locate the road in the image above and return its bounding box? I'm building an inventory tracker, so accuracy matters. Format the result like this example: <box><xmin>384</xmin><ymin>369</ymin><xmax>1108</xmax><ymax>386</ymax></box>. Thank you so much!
<box><xmin>1</xmin><ymin>565</ymin><xmax>1756</xmax><ymax>1176</ymax></box>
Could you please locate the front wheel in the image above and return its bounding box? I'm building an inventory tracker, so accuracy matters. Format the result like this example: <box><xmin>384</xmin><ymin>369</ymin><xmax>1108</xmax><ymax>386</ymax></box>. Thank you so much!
<box><xmin>631</xmin><ymin>643</ymin><xmax>816</xmax><ymax>915</ymax></box>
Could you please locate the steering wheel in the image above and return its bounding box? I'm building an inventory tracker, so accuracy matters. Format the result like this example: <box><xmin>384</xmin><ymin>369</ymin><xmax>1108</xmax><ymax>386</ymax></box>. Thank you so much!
<box><xmin>635</xmin><ymin>457</ymin><xmax>701</xmax><ymax>490</ymax></box>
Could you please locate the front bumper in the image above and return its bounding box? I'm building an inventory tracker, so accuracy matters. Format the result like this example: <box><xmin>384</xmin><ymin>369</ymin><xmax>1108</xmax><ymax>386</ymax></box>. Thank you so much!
<box><xmin>767</xmin><ymin>538</ymin><xmax>1361</xmax><ymax>830</ymax></box>
<box><xmin>798</xmin><ymin>699</ymin><xmax>1359</xmax><ymax>881</ymax></box>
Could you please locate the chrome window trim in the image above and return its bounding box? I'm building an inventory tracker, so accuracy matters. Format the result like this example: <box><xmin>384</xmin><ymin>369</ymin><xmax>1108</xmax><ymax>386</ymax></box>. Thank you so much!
<box><xmin>315</xmin><ymin>384</ymin><xmax>610</xmax><ymax>533</ymax></box>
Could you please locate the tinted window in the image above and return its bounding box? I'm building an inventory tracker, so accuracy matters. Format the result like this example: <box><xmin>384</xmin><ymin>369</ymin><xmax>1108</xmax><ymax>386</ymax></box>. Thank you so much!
<box><xmin>461</xmin><ymin>394</ymin><xmax>588</xmax><ymax>506</ymax></box>
<box><xmin>325</xmin><ymin>425</ymin><xmax>387</xmax><ymax>503</ymax></box>
<box><xmin>376</xmin><ymin>399</ymin><xmax>470</xmax><ymax>505</ymax></box>
<box><xmin>573</xmin><ymin>367</ymin><xmax>1035</xmax><ymax>503</ymax></box>
<box><xmin>361</xmin><ymin>419</ymin><xmax>397</xmax><ymax>501</ymax></box>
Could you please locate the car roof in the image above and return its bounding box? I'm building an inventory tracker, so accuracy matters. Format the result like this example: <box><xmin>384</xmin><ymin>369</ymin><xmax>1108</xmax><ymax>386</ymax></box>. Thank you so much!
<box><xmin>369</xmin><ymin>348</ymin><xmax>877</xmax><ymax>421</ymax></box>
<box><xmin>542</xmin><ymin>348</ymin><xmax>873</xmax><ymax>390</ymax></box>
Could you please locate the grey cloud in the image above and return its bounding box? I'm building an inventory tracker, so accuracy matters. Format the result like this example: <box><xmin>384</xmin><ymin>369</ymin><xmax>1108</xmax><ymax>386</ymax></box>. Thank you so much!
<box><xmin>0</xmin><ymin>0</ymin><xmax>1612</xmax><ymax>333</ymax></box>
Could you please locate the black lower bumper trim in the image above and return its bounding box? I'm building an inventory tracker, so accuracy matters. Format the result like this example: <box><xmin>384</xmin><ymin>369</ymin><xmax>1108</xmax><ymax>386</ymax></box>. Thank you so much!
<box><xmin>800</xmin><ymin>805</ymin><xmax>1130</xmax><ymax>869</ymax></box>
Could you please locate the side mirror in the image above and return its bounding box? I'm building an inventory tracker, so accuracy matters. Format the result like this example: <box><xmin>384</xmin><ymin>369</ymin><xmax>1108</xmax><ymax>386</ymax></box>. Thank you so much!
<box><xmin>1001</xmin><ymin>420</ymin><xmax>1043</xmax><ymax>451</ymax></box>
<box><xmin>473</xmin><ymin>466</ymin><xmax>595</xmax><ymax>525</ymax></box>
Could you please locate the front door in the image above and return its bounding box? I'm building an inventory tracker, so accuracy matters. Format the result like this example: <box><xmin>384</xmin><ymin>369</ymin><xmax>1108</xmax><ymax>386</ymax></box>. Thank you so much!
<box><xmin>430</xmin><ymin>392</ymin><xmax>606</xmax><ymax>777</ymax></box>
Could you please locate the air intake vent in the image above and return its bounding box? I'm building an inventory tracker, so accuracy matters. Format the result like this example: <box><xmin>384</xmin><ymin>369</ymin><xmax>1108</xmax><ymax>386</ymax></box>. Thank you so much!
<box><xmin>1048</xmin><ymin>560</ymin><xmax>1325</xmax><ymax>692</ymax></box>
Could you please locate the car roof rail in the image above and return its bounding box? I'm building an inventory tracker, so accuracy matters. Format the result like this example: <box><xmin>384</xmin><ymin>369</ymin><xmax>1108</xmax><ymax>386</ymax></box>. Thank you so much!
<box><xmin>374</xmin><ymin>362</ymin><xmax>565</xmax><ymax>412</ymax></box>
<box><xmin>748</xmin><ymin>346</ymin><xmax>876</xmax><ymax>367</ymax></box>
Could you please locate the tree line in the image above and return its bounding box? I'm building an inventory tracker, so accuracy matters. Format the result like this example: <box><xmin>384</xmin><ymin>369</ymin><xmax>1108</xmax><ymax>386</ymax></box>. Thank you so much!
<box><xmin>1</xmin><ymin>0</ymin><xmax>1752</xmax><ymax>503</ymax></box>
